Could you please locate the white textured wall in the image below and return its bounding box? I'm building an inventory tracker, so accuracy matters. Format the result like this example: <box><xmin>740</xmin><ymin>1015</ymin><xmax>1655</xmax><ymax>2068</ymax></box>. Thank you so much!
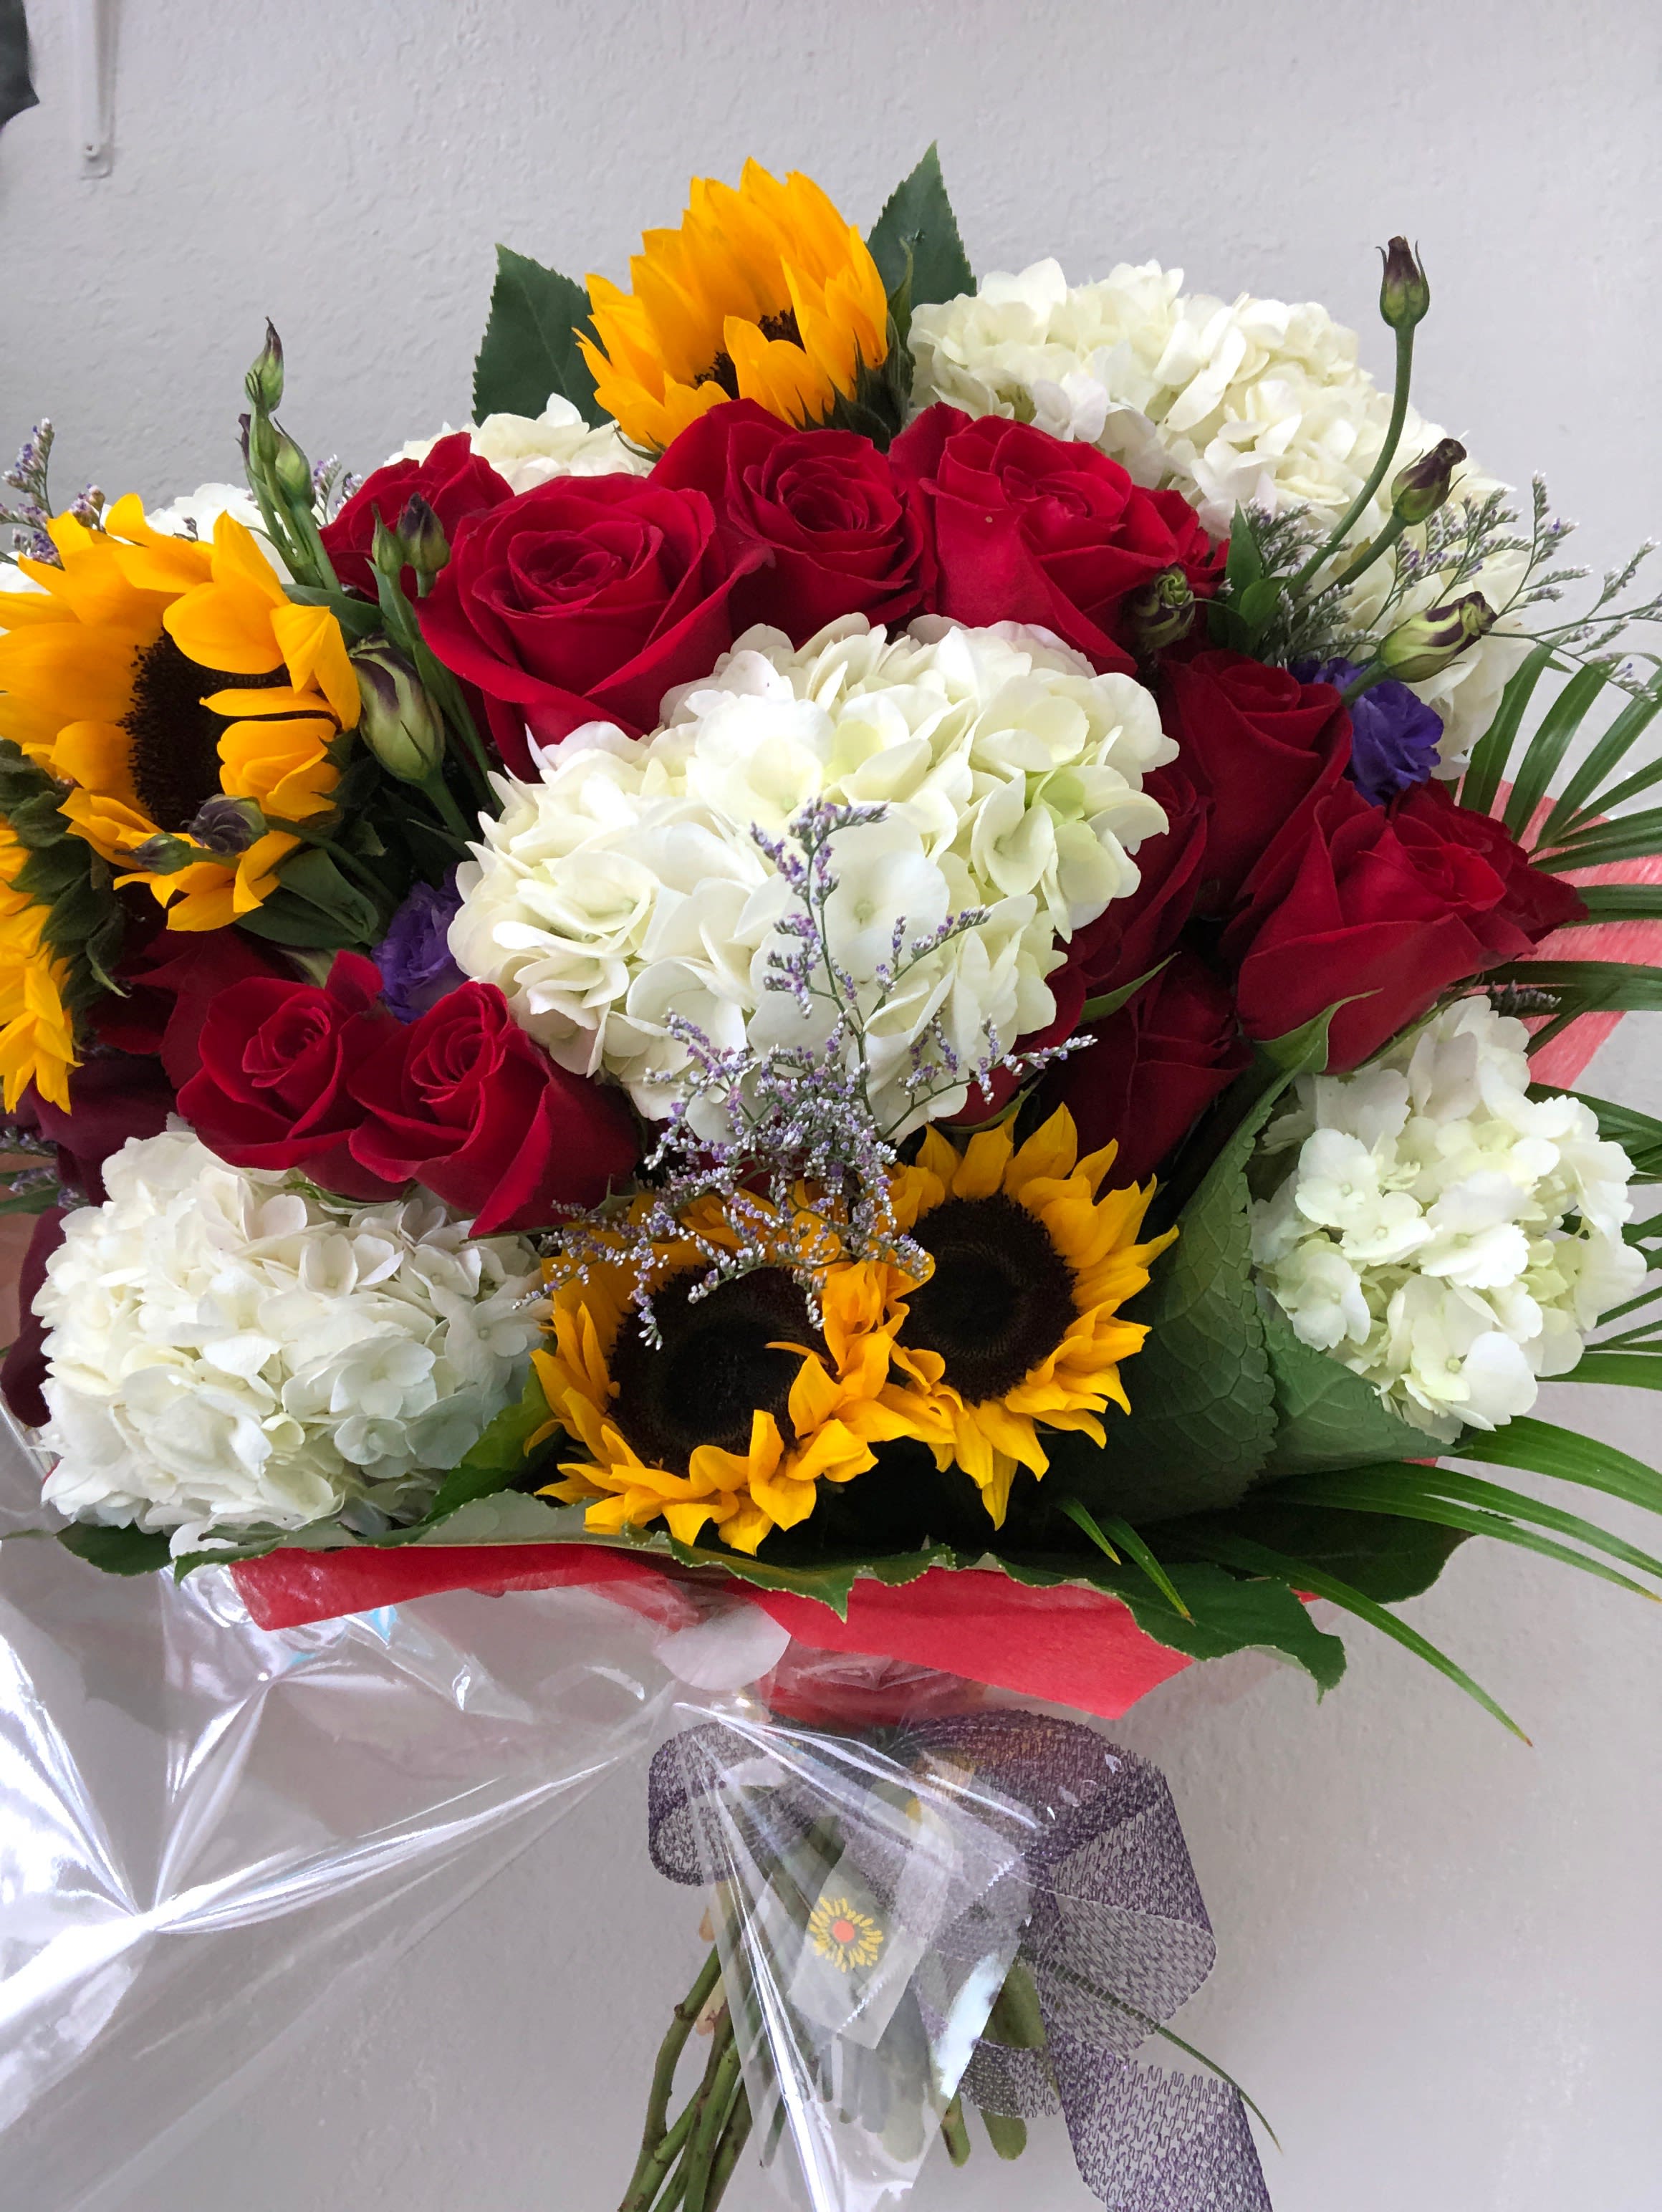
<box><xmin>4</xmin><ymin>3</ymin><xmax>1662</xmax><ymax>2208</ymax></box>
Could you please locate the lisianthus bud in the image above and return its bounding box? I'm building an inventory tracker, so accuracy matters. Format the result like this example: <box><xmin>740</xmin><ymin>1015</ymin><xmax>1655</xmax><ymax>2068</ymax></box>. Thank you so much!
<box><xmin>245</xmin><ymin>321</ymin><xmax>284</xmax><ymax>413</ymax></box>
<box><xmin>186</xmin><ymin>794</ymin><xmax>265</xmax><ymax>858</ymax></box>
<box><xmin>370</xmin><ymin>516</ymin><xmax>405</xmax><ymax>581</ymax></box>
<box><xmin>130</xmin><ymin>833</ymin><xmax>196</xmax><ymax>875</ymax></box>
<box><xmin>398</xmin><ymin>494</ymin><xmax>450</xmax><ymax>586</ymax></box>
<box><xmin>246</xmin><ymin>410</ymin><xmax>279</xmax><ymax>473</ymax></box>
<box><xmin>352</xmin><ymin>643</ymin><xmax>446</xmax><ymax>782</ymax></box>
<box><xmin>1126</xmin><ymin>566</ymin><xmax>1196</xmax><ymax>655</ymax></box>
<box><xmin>1379</xmin><ymin>237</ymin><xmax>1431</xmax><ymax>331</ymax></box>
<box><xmin>1375</xmin><ymin>592</ymin><xmax>1494</xmax><ymax>681</ymax></box>
<box><xmin>1391</xmin><ymin>438</ymin><xmax>1465</xmax><ymax>526</ymax></box>
<box><xmin>272</xmin><ymin>428</ymin><xmax>313</xmax><ymax>504</ymax></box>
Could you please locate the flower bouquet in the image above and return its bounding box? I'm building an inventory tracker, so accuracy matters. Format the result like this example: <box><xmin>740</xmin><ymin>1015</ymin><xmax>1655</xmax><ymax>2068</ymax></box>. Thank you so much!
<box><xmin>4</xmin><ymin>147</ymin><xmax>1662</xmax><ymax>2211</ymax></box>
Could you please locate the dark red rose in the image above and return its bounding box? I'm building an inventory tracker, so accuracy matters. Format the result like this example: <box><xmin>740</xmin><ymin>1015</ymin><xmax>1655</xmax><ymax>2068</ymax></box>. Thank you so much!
<box><xmin>1158</xmin><ymin>650</ymin><xmax>1353</xmax><ymax>908</ymax></box>
<box><xmin>97</xmin><ymin>928</ymin><xmax>297</xmax><ymax>1091</ymax></box>
<box><xmin>320</xmin><ymin>432</ymin><xmax>514</xmax><ymax>598</ymax></box>
<box><xmin>889</xmin><ymin>406</ymin><xmax>1224</xmax><ymax>675</ymax></box>
<box><xmin>1062</xmin><ymin>764</ymin><xmax>1211</xmax><ymax>1016</ymax></box>
<box><xmin>1051</xmin><ymin>953</ymin><xmax>1249</xmax><ymax>1186</ymax></box>
<box><xmin>652</xmin><ymin>400</ymin><xmax>931</xmax><ymax>642</ymax></box>
<box><xmin>348</xmin><ymin>981</ymin><xmax>639</xmax><ymax>1235</ymax></box>
<box><xmin>177</xmin><ymin>951</ymin><xmax>403</xmax><ymax>1199</ymax></box>
<box><xmin>418</xmin><ymin>473</ymin><xmax>766</xmax><ymax>776</ymax></box>
<box><xmin>1</xmin><ymin>1205</ymin><xmax>69</xmax><ymax>1428</ymax></box>
<box><xmin>1226</xmin><ymin>777</ymin><xmax>1587</xmax><ymax>1069</ymax></box>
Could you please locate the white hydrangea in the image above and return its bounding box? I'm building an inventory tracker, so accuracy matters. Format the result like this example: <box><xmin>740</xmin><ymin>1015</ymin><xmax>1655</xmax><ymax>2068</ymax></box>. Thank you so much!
<box><xmin>908</xmin><ymin>259</ymin><xmax>1528</xmax><ymax>764</ymax></box>
<box><xmin>1251</xmin><ymin>997</ymin><xmax>1645</xmax><ymax>1441</ymax></box>
<box><xmin>36</xmin><ymin>1130</ymin><xmax>546</xmax><ymax>1554</ymax></box>
<box><xmin>393</xmin><ymin>393</ymin><xmax>648</xmax><ymax>491</ymax></box>
<box><xmin>449</xmin><ymin>615</ymin><xmax>1173</xmax><ymax>1136</ymax></box>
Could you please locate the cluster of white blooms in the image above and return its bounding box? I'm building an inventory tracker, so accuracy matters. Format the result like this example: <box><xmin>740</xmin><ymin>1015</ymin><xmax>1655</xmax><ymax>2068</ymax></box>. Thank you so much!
<box><xmin>908</xmin><ymin>260</ymin><xmax>1528</xmax><ymax>761</ymax></box>
<box><xmin>394</xmin><ymin>393</ymin><xmax>649</xmax><ymax>491</ymax></box>
<box><xmin>37</xmin><ymin>1131</ymin><xmax>546</xmax><ymax>1553</ymax></box>
<box><xmin>449</xmin><ymin>615</ymin><xmax>1173</xmax><ymax>1135</ymax></box>
<box><xmin>1251</xmin><ymin>998</ymin><xmax>1644</xmax><ymax>1440</ymax></box>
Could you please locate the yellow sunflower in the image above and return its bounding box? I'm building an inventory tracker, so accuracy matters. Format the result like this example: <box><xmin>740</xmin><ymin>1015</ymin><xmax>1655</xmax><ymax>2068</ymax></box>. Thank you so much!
<box><xmin>881</xmin><ymin>1107</ymin><xmax>1178</xmax><ymax>1529</ymax></box>
<box><xmin>532</xmin><ymin>1201</ymin><xmax>913</xmax><ymax>1554</ymax></box>
<box><xmin>0</xmin><ymin>822</ymin><xmax>75</xmax><ymax>1110</ymax></box>
<box><xmin>0</xmin><ymin>499</ymin><xmax>358</xmax><ymax>931</ymax></box>
<box><xmin>579</xmin><ymin>160</ymin><xmax>891</xmax><ymax>450</ymax></box>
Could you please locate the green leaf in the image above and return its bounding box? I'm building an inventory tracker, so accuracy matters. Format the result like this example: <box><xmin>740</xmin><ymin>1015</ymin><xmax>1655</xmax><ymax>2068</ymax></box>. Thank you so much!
<box><xmin>1503</xmin><ymin>661</ymin><xmax>1610</xmax><ymax>841</ymax></box>
<box><xmin>1116</xmin><ymin>1560</ymin><xmax>1348</xmax><ymax>1690</ymax></box>
<box><xmin>282</xmin><ymin>582</ymin><xmax>383</xmax><ymax>643</ymax></box>
<box><xmin>424</xmin><ymin>1366</ymin><xmax>554</xmax><ymax>1524</ymax></box>
<box><xmin>1456</xmin><ymin>1412</ymin><xmax>1662</xmax><ymax>1513</ymax></box>
<box><xmin>472</xmin><ymin>246</ymin><xmax>605</xmax><ymax>427</ymax></box>
<box><xmin>865</xmin><ymin>145</ymin><xmax>972</xmax><ymax>329</ymax></box>
<box><xmin>1538</xmin><ymin>675</ymin><xmax>1662</xmax><ymax>845</ymax></box>
<box><xmin>1272</xmin><ymin>1463</ymin><xmax>1662</xmax><ymax>1599</ymax></box>
<box><xmin>1561</xmin><ymin>1349</ymin><xmax>1662</xmax><ymax>1391</ymax></box>
<box><xmin>234</xmin><ymin>847</ymin><xmax>382</xmax><ymax>948</ymax></box>
<box><xmin>1183</xmin><ymin>1527</ymin><xmax>1527</xmax><ymax>1739</ymax></box>
<box><xmin>1557</xmin><ymin>883</ymin><xmax>1662</xmax><ymax>924</ymax></box>
<box><xmin>0</xmin><ymin>1180</ymin><xmax>62</xmax><ymax>1218</ymax></box>
<box><xmin>1058</xmin><ymin>1496</ymin><xmax>1192</xmax><ymax>1617</ymax></box>
<box><xmin>1168</xmin><ymin>1496</ymin><xmax>1465</xmax><ymax>1604</ymax></box>
<box><xmin>57</xmin><ymin>1523</ymin><xmax>173</xmax><ymax>1576</ymax></box>
<box><xmin>1459</xmin><ymin>641</ymin><xmax>1557</xmax><ymax>817</ymax></box>
<box><xmin>1255</xmin><ymin>1298</ymin><xmax>1434</xmax><ymax>1476</ymax></box>
<box><xmin>1532</xmin><ymin>809</ymin><xmax>1662</xmax><ymax>872</ymax></box>
<box><xmin>1486</xmin><ymin>960</ymin><xmax>1662</xmax><ymax>1022</ymax></box>
<box><xmin>1076</xmin><ymin>957</ymin><xmax>1173</xmax><ymax>1024</ymax></box>
<box><xmin>1224</xmin><ymin>504</ymin><xmax>1265</xmax><ymax>596</ymax></box>
<box><xmin>1235</xmin><ymin>575</ymin><xmax>1283</xmax><ymax>644</ymax></box>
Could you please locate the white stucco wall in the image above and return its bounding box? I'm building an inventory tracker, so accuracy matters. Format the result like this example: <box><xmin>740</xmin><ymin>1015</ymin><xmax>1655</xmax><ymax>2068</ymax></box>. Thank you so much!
<box><xmin>3</xmin><ymin>3</ymin><xmax>1661</xmax><ymax>2208</ymax></box>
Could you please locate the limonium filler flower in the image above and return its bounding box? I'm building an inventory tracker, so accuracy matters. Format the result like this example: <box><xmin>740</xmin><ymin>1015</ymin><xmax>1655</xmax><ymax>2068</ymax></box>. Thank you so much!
<box><xmin>1251</xmin><ymin>996</ymin><xmax>1643</xmax><ymax>1438</ymax></box>
<box><xmin>37</xmin><ymin>1130</ymin><xmax>545</xmax><ymax>1552</ymax></box>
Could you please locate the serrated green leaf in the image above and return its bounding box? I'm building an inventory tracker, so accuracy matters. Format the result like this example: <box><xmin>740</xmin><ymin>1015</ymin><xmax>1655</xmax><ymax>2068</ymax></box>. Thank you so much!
<box><xmin>1183</xmin><ymin>1527</ymin><xmax>1527</xmax><ymax>1739</ymax></box>
<box><xmin>473</xmin><ymin>246</ymin><xmax>605</xmax><ymax>427</ymax></box>
<box><xmin>1459</xmin><ymin>641</ymin><xmax>1557</xmax><ymax>817</ymax></box>
<box><xmin>423</xmin><ymin>1365</ymin><xmax>555</xmax><ymax>1524</ymax></box>
<box><xmin>1256</xmin><ymin>1298</ymin><xmax>1433</xmax><ymax>1476</ymax></box>
<box><xmin>57</xmin><ymin>1523</ymin><xmax>173</xmax><ymax>1576</ymax></box>
<box><xmin>865</xmin><ymin>145</ymin><xmax>972</xmax><ymax>329</ymax></box>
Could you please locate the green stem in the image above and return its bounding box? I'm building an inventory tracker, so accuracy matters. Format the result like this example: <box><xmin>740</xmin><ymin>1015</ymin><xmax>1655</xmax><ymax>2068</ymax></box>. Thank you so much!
<box><xmin>418</xmin><ymin>770</ymin><xmax>474</xmax><ymax>843</ymax></box>
<box><xmin>1340</xmin><ymin>661</ymin><xmax>1390</xmax><ymax>707</ymax></box>
<box><xmin>1325</xmin><ymin>509</ymin><xmax>1408</xmax><ymax>598</ymax></box>
<box><xmin>680</xmin><ymin>2029</ymin><xmax>743</xmax><ymax>2212</ymax></box>
<box><xmin>699</xmin><ymin>2084</ymin><xmax>753</xmax><ymax>2212</ymax></box>
<box><xmin>284</xmin><ymin>494</ymin><xmax>342</xmax><ymax>594</ymax></box>
<box><xmin>1289</xmin><ymin>324</ymin><xmax>1416</xmax><ymax>595</ymax></box>
<box><xmin>941</xmin><ymin>2093</ymin><xmax>972</xmax><ymax>2167</ymax></box>
<box><xmin>620</xmin><ymin>1946</ymin><xmax>723</xmax><ymax>2212</ymax></box>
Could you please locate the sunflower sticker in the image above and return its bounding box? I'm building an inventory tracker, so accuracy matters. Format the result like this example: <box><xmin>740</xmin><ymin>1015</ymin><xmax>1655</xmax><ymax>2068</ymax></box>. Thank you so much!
<box><xmin>807</xmin><ymin>1895</ymin><xmax>885</xmax><ymax>1976</ymax></box>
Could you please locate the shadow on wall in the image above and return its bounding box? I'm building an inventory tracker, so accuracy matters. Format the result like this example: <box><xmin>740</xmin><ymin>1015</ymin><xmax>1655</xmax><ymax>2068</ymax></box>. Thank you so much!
<box><xmin>0</xmin><ymin>0</ymin><xmax>37</xmax><ymax>136</ymax></box>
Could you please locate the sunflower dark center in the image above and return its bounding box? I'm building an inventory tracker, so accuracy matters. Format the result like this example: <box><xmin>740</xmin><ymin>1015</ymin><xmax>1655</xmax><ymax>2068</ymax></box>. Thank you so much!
<box><xmin>609</xmin><ymin>1268</ymin><xmax>819</xmax><ymax>1476</ymax></box>
<box><xmin>123</xmin><ymin>633</ymin><xmax>287</xmax><ymax>834</ymax></box>
<box><xmin>695</xmin><ymin>307</ymin><xmax>804</xmax><ymax>400</ymax></box>
<box><xmin>901</xmin><ymin>1194</ymin><xmax>1077</xmax><ymax>1404</ymax></box>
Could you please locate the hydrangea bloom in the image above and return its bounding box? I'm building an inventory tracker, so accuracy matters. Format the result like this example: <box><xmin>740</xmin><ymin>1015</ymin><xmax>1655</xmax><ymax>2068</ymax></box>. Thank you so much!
<box><xmin>1251</xmin><ymin>996</ymin><xmax>1643</xmax><ymax>1439</ymax></box>
<box><xmin>394</xmin><ymin>394</ymin><xmax>648</xmax><ymax>491</ymax></box>
<box><xmin>908</xmin><ymin>261</ymin><xmax>1529</xmax><ymax>762</ymax></box>
<box><xmin>36</xmin><ymin>1130</ymin><xmax>545</xmax><ymax>1552</ymax></box>
<box><xmin>449</xmin><ymin>615</ymin><xmax>1173</xmax><ymax>1133</ymax></box>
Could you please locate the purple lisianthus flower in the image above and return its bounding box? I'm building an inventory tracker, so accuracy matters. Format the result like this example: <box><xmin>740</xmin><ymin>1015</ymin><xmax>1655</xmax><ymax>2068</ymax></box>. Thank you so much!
<box><xmin>1297</xmin><ymin>657</ymin><xmax>1445</xmax><ymax>807</ymax></box>
<box><xmin>373</xmin><ymin>867</ymin><xmax>466</xmax><ymax>1022</ymax></box>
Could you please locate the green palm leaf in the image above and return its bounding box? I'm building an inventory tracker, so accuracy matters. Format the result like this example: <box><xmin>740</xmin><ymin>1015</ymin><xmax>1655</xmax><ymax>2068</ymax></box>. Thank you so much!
<box><xmin>1537</xmin><ymin>675</ymin><xmax>1662</xmax><ymax>845</ymax></box>
<box><xmin>1459</xmin><ymin>643</ymin><xmax>1557</xmax><ymax>817</ymax></box>
<box><xmin>1503</xmin><ymin>663</ymin><xmax>1611</xmax><ymax>842</ymax></box>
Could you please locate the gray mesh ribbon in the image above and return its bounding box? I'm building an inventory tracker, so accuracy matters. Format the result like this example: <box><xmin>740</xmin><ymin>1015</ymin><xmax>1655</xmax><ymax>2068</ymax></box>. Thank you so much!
<box><xmin>649</xmin><ymin>1707</ymin><xmax>1271</xmax><ymax>2211</ymax></box>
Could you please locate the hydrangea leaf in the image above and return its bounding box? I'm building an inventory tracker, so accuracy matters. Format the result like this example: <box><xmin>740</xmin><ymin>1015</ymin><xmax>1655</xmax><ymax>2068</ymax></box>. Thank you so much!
<box><xmin>1162</xmin><ymin>1496</ymin><xmax>1466</xmax><ymax>1605</ymax></box>
<box><xmin>421</xmin><ymin>1364</ymin><xmax>555</xmax><ymax>1524</ymax></box>
<box><xmin>472</xmin><ymin>246</ymin><xmax>606</xmax><ymax>428</ymax></box>
<box><xmin>57</xmin><ymin>1524</ymin><xmax>173</xmax><ymax>1576</ymax></box>
<box><xmin>1254</xmin><ymin>1297</ymin><xmax>1432</xmax><ymax>1477</ymax></box>
<box><xmin>865</xmin><ymin>145</ymin><xmax>973</xmax><ymax>330</ymax></box>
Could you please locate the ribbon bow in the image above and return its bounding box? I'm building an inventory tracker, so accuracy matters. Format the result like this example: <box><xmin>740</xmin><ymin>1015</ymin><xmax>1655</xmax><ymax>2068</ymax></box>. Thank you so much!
<box><xmin>649</xmin><ymin>1706</ymin><xmax>1270</xmax><ymax>2211</ymax></box>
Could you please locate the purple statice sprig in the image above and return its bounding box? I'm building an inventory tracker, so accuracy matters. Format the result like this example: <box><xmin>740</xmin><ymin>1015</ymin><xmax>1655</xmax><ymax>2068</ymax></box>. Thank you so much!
<box><xmin>540</xmin><ymin>797</ymin><xmax>1080</xmax><ymax>1345</ymax></box>
<box><xmin>1</xmin><ymin>420</ymin><xmax>104</xmax><ymax>567</ymax></box>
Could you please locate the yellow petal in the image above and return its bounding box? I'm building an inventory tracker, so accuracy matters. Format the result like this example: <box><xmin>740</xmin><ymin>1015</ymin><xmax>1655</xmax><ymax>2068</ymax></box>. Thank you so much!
<box><xmin>270</xmin><ymin>602</ymin><xmax>360</xmax><ymax>728</ymax></box>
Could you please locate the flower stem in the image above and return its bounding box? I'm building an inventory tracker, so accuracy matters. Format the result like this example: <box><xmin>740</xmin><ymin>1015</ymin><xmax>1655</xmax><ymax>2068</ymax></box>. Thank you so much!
<box><xmin>1289</xmin><ymin>324</ymin><xmax>1416</xmax><ymax>596</ymax></box>
<box><xmin>700</xmin><ymin>2083</ymin><xmax>754</xmax><ymax>2211</ymax></box>
<box><xmin>678</xmin><ymin>2021</ymin><xmax>743</xmax><ymax>2212</ymax></box>
<box><xmin>619</xmin><ymin>1945</ymin><xmax>723</xmax><ymax>2212</ymax></box>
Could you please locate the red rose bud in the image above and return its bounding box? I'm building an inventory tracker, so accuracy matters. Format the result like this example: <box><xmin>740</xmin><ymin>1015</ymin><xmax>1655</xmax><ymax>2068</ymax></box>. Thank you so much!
<box><xmin>652</xmin><ymin>400</ymin><xmax>931</xmax><ymax>643</ymax></box>
<box><xmin>244</xmin><ymin>320</ymin><xmax>284</xmax><ymax>412</ymax></box>
<box><xmin>1390</xmin><ymin>438</ymin><xmax>1466</xmax><ymax>526</ymax></box>
<box><xmin>1375</xmin><ymin>592</ymin><xmax>1494</xmax><ymax>682</ymax></box>
<box><xmin>1379</xmin><ymin>236</ymin><xmax>1431</xmax><ymax>330</ymax></box>
<box><xmin>890</xmin><ymin>405</ymin><xmax>1224</xmax><ymax>676</ymax></box>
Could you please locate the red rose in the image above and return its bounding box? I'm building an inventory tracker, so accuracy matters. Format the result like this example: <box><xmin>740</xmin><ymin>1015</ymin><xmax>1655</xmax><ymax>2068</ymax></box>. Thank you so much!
<box><xmin>177</xmin><ymin>951</ymin><xmax>403</xmax><ymax>1199</ymax></box>
<box><xmin>320</xmin><ymin>432</ymin><xmax>513</xmax><ymax>598</ymax></box>
<box><xmin>890</xmin><ymin>405</ymin><xmax>1224</xmax><ymax>675</ymax></box>
<box><xmin>418</xmin><ymin>473</ymin><xmax>765</xmax><ymax>776</ymax></box>
<box><xmin>1052</xmin><ymin>953</ymin><xmax>1249</xmax><ymax>1186</ymax></box>
<box><xmin>1158</xmin><ymin>650</ymin><xmax>1353</xmax><ymax>908</ymax></box>
<box><xmin>1226</xmin><ymin>777</ymin><xmax>1586</xmax><ymax>1069</ymax></box>
<box><xmin>652</xmin><ymin>400</ymin><xmax>931</xmax><ymax>643</ymax></box>
<box><xmin>97</xmin><ymin>927</ymin><xmax>296</xmax><ymax>1090</ymax></box>
<box><xmin>348</xmin><ymin>981</ymin><xmax>639</xmax><ymax>1235</ymax></box>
